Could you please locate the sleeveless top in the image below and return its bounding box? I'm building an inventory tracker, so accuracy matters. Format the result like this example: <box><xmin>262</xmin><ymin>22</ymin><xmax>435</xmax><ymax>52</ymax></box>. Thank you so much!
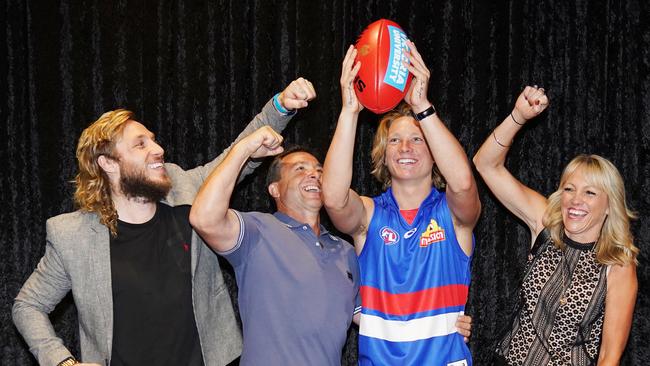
<box><xmin>358</xmin><ymin>188</ymin><xmax>473</xmax><ymax>366</ymax></box>
<box><xmin>496</xmin><ymin>229</ymin><xmax>607</xmax><ymax>366</ymax></box>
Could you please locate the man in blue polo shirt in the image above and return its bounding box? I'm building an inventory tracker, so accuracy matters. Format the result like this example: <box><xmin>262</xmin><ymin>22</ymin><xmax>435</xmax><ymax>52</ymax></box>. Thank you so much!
<box><xmin>190</xmin><ymin>124</ymin><xmax>359</xmax><ymax>366</ymax></box>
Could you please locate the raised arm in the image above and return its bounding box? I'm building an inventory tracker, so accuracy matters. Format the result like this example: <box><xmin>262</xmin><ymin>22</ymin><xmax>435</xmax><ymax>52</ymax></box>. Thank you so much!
<box><xmin>402</xmin><ymin>41</ymin><xmax>481</xmax><ymax>245</ymax></box>
<box><xmin>472</xmin><ymin>86</ymin><xmax>549</xmax><ymax>235</ymax></box>
<box><xmin>166</xmin><ymin>78</ymin><xmax>317</xmax><ymax>201</ymax></box>
<box><xmin>189</xmin><ymin>126</ymin><xmax>285</xmax><ymax>252</ymax></box>
<box><xmin>598</xmin><ymin>263</ymin><xmax>637</xmax><ymax>365</ymax></box>
<box><xmin>322</xmin><ymin>46</ymin><xmax>374</xmax><ymax>252</ymax></box>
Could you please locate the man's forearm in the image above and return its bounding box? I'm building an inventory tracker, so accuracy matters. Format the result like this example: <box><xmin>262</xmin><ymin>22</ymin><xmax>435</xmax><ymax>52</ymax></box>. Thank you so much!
<box><xmin>189</xmin><ymin>140</ymin><xmax>255</xmax><ymax>250</ymax></box>
<box><xmin>197</xmin><ymin>98</ymin><xmax>293</xmax><ymax>183</ymax></box>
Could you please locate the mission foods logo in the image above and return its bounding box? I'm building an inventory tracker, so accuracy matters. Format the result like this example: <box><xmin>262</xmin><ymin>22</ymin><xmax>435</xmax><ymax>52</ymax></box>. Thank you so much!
<box><xmin>420</xmin><ymin>219</ymin><xmax>445</xmax><ymax>247</ymax></box>
<box><xmin>380</xmin><ymin>226</ymin><xmax>399</xmax><ymax>245</ymax></box>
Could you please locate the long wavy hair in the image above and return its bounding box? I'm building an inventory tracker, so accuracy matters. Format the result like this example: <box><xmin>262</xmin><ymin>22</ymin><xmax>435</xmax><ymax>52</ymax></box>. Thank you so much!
<box><xmin>371</xmin><ymin>102</ymin><xmax>445</xmax><ymax>190</ymax></box>
<box><xmin>74</xmin><ymin>109</ymin><xmax>133</xmax><ymax>236</ymax></box>
<box><xmin>542</xmin><ymin>154</ymin><xmax>639</xmax><ymax>266</ymax></box>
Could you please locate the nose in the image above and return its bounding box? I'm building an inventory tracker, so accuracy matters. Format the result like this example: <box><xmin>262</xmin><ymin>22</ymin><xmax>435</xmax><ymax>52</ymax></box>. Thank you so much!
<box><xmin>151</xmin><ymin>140</ymin><xmax>164</xmax><ymax>157</ymax></box>
<box><xmin>305</xmin><ymin>165</ymin><xmax>321</xmax><ymax>179</ymax></box>
<box><xmin>398</xmin><ymin>140</ymin><xmax>412</xmax><ymax>152</ymax></box>
<box><xmin>309</xmin><ymin>168</ymin><xmax>321</xmax><ymax>179</ymax></box>
<box><xmin>570</xmin><ymin>193</ymin><xmax>583</xmax><ymax>205</ymax></box>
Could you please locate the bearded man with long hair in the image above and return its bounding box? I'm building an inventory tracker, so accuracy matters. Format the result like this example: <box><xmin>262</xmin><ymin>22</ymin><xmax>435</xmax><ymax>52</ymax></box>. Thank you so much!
<box><xmin>13</xmin><ymin>78</ymin><xmax>316</xmax><ymax>366</ymax></box>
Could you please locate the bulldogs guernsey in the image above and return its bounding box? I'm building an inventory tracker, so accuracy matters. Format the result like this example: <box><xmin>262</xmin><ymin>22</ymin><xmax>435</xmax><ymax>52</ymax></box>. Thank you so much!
<box><xmin>358</xmin><ymin>188</ymin><xmax>473</xmax><ymax>366</ymax></box>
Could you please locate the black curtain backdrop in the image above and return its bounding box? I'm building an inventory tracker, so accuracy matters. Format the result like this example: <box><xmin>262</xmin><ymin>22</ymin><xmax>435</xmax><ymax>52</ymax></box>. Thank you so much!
<box><xmin>2</xmin><ymin>0</ymin><xmax>648</xmax><ymax>365</ymax></box>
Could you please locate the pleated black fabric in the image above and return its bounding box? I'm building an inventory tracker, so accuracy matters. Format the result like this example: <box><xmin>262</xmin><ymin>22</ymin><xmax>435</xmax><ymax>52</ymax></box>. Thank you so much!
<box><xmin>2</xmin><ymin>1</ymin><xmax>648</xmax><ymax>365</ymax></box>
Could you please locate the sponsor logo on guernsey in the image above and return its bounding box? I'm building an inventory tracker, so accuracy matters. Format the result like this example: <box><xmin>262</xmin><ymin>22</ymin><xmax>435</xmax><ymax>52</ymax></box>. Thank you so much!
<box><xmin>380</xmin><ymin>226</ymin><xmax>400</xmax><ymax>245</ymax></box>
<box><xmin>419</xmin><ymin>219</ymin><xmax>445</xmax><ymax>247</ymax></box>
<box><xmin>383</xmin><ymin>25</ymin><xmax>410</xmax><ymax>92</ymax></box>
<box><xmin>447</xmin><ymin>360</ymin><xmax>468</xmax><ymax>366</ymax></box>
<box><xmin>403</xmin><ymin>227</ymin><xmax>418</xmax><ymax>239</ymax></box>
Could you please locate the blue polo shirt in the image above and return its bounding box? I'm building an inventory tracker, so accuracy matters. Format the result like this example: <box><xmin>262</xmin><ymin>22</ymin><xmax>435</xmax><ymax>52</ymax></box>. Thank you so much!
<box><xmin>220</xmin><ymin>211</ymin><xmax>360</xmax><ymax>366</ymax></box>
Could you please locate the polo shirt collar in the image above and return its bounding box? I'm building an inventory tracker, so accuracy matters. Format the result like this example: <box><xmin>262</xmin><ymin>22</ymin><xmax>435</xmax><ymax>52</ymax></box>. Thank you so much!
<box><xmin>273</xmin><ymin>211</ymin><xmax>334</xmax><ymax>238</ymax></box>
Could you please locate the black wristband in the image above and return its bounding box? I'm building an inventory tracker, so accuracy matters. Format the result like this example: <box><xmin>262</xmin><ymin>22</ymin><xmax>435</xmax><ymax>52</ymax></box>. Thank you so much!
<box><xmin>412</xmin><ymin>105</ymin><xmax>436</xmax><ymax>121</ymax></box>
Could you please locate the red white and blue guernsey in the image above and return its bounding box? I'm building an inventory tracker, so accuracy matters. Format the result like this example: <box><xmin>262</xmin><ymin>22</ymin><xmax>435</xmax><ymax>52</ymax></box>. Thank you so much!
<box><xmin>358</xmin><ymin>187</ymin><xmax>473</xmax><ymax>366</ymax></box>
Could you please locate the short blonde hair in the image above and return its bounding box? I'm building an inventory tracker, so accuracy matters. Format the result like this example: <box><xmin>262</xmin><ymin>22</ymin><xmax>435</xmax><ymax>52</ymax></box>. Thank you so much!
<box><xmin>74</xmin><ymin>109</ymin><xmax>133</xmax><ymax>236</ymax></box>
<box><xmin>542</xmin><ymin>154</ymin><xmax>638</xmax><ymax>266</ymax></box>
<box><xmin>371</xmin><ymin>103</ymin><xmax>445</xmax><ymax>190</ymax></box>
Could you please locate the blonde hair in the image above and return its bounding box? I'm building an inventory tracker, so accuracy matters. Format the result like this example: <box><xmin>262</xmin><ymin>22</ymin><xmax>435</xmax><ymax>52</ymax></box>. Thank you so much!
<box><xmin>371</xmin><ymin>102</ymin><xmax>445</xmax><ymax>190</ymax></box>
<box><xmin>542</xmin><ymin>154</ymin><xmax>639</xmax><ymax>266</ymax></box>
<box><xmin>74</xmin><ymin>109</ymin><xmax>133</xmax><ymax>236</ymax></box>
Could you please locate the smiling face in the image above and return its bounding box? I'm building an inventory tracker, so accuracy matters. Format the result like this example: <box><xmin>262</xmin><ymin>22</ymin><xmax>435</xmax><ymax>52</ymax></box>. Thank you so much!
<box><xmin>560</xmin><ymin>167</ymin><xmax>610</xmax><ymax>243</ymax></box>
<box><xmin>268</xmin><ymin>151</ymin><xmax>323</xmax><ymax>215</ymax></box>
<box><xmin>111</xmin><ymin>120</ymin><xmax>171</xmax><ymax>201</ymax></box>
<box><xmin>383</xmin><ymin>116</ymin><xmax>434</xmax><ymax>184</ymax></box>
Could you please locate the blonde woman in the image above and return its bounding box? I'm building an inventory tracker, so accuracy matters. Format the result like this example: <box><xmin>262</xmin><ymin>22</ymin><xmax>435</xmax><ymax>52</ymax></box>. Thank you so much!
<box><xmin>473</xmin><ymin>86</ymin><xmax>638</xmax><ymax>365</ymax></box>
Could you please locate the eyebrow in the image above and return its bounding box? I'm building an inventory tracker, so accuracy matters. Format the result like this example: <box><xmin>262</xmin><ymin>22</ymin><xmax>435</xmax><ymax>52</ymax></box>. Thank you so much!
<box><xmin>134</xmin><ymin>132</ymin><xmax>156</xmax><ymax>140</ymax></box>
<box><xmin>291</xmin><ymin>161</ymin><xmax>322</xmax><ymax>168</ymax></box>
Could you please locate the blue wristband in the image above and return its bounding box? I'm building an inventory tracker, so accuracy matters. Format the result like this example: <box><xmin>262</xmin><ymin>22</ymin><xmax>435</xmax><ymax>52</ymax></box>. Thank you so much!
<box><xmin>273</xmin><ymin>93</ymin><xmax>296</xmax><ymax>116</ymax></box>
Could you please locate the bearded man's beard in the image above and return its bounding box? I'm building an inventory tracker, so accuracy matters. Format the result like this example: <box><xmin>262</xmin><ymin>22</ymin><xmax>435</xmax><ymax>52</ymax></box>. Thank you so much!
<box><xmin>119</xmin><ymin>163</ymin><xmax>172</xmax><ymax>202</ymax></box>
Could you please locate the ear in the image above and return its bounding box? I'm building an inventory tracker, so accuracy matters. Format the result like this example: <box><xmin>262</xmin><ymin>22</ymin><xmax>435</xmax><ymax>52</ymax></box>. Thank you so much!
<box><xmin>268</xmin><ymin>182</ymin><xmax>280</xmax><ymax>198</ymax></box>
<box><xmin>97</xmin><ymin>155</ymin><xmax>119</xmax><ymax>175</ymax></box>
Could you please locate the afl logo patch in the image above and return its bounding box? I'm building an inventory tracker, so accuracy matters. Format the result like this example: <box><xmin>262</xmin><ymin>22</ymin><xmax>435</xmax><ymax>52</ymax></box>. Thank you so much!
<box><xmin>380</xmin><ymin>226</ymin><xmax>400</xmax><ymax>245</ymax></box>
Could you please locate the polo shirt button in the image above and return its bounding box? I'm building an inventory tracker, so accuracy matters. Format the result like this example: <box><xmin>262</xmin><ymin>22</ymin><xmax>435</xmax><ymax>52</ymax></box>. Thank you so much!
<box><xmin>302</xmin><ymin>226</ymin><xmax>308</xmax><ymax>230</ymax></box>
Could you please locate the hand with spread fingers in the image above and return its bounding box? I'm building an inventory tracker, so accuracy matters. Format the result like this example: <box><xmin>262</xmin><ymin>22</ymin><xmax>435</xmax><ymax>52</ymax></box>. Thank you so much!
<box><xmin>279</xmin><ymin>77</ymin><xmax>317</xmax><ymax>111</ymax></box>
<box><xmin>402</xmin><ymin>39</ymin><xmax>432</xmax><ymax>113</ymax></box>
<box><xmin>512</xmin><ymin>85</ymin><xmax>550</xmax><ymax>125</ymax></box>
<box><xmin>340</xmin><ymin>45</ymin><xmax>364</xmax><ymax>114</ymax></box>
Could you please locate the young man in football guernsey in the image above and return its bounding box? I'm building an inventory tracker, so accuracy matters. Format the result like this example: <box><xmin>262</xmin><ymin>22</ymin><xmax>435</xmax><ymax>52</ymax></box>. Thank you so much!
<box><xmin>322</xmin><ymin>44</ymin><xmax>481</xmax><ymax>365</ymax></box>
<box><xmin>12</xmin><ymin>78</ymin><xmax>314</xmax><ymax>366</ymax></box>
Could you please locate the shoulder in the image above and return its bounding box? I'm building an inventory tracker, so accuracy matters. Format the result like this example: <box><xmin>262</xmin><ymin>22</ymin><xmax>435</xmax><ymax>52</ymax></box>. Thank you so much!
<box><xmin>608</xmin><ymin>262</ymin><xmax>637</xmax><ymax>281</ymax></box>
<box><xmin>47</xmin><ymin>210</ymin><xmax>100</xmax><ymax>232</ymax></box>
<box><xmin>327</xmin><ymin>231</ymin><xmax>352</xmax><ymax>246</ymax></box>
<box><xmin>163</xmin><ymin>162</ymin><xmax>184</xmax><ymax>174</ymax></box>
<box><xmin>429</xmin><ymin>188</ymin><xmax>447</xmax><ymax>206</ymax></box>
<box><xmin>235</xmin><ymin>210</ymin><xmax>279</xmax><ymax>231</ymax></box>
<box><xmin>163</xmin><ymin>162</ymin><xmax>190</xmax><ymax>186</ymax></box>
<box><xmin>324</xmin><ymin>231</ymin><xmax>356</xmax><ymax>256</ymax></box>
<box><xmin>46</xmin><ymin>210</ymin><xmax>106</xmax><ymax>247</ymax></box>
<box><xmin>371</xmin><ymin>190</ymin><xmax>391</xmax><ymax>209</ymax></box>
<box><xmin>238</xmin><ymin>210</ymin><xmax>274</xmax><ymax>222</ymax></box>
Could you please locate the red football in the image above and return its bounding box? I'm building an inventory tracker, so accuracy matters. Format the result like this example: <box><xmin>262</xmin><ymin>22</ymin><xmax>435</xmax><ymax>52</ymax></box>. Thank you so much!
<box><xmin>354</xmin><ymin>19</ymin><xmax>413</xmax><ymax>114</ymax></box>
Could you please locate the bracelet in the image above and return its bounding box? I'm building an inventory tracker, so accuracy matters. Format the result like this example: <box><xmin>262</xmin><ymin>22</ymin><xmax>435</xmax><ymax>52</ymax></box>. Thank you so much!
<box><xmin>510</xmin><ymin>112</ymin><xmax>524</xmax><ymax>126</ymax></box>
<box><xmin>492</xmin><ymin>131</ymin><xmax>511</xmax><ymax>148</ymax></box>
<box><xmin>57</xmin><ymin>357</ymin><xmax>78</xmax><ymax>366</ymax></box>
<box><xmin>272</xmin><ymin>93</ymin><xmax>296</xmax><ymax>116</ymax></box>
<box><xmin>412</xmin><ymin>105</ymin><xmax>436</xmax><ymax>121</ymax></box>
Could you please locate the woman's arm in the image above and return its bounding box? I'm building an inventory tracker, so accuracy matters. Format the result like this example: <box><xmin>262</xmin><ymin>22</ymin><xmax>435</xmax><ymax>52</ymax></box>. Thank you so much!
<box><xmin>598</xmin><ymin>263</ymin><xmax>637</xmax><ymax>365</ymax></box>
<box><xmin>472</xmin><ymin>86</ymin><xmax>549</xmax><ymax>236</ymax></box>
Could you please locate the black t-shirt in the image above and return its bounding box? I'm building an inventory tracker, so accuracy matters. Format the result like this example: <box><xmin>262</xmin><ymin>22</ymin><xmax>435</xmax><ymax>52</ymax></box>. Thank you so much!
<box><xmin>110</xmin><ymin>203</ymin><xmax>204</xmax><ymax>366</ymax></box>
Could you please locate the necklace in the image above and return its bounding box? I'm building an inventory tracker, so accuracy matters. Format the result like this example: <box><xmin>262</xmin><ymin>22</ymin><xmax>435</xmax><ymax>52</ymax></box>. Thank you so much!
<box><xmin>558</xmin><ymin>235</ymin><xmax>596</xmax><ymax>306</ymax></box>
<box><xmin>559</xmin><ymin>250</ymin><xmax>570</xmax><ymax>306</ymax></box>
